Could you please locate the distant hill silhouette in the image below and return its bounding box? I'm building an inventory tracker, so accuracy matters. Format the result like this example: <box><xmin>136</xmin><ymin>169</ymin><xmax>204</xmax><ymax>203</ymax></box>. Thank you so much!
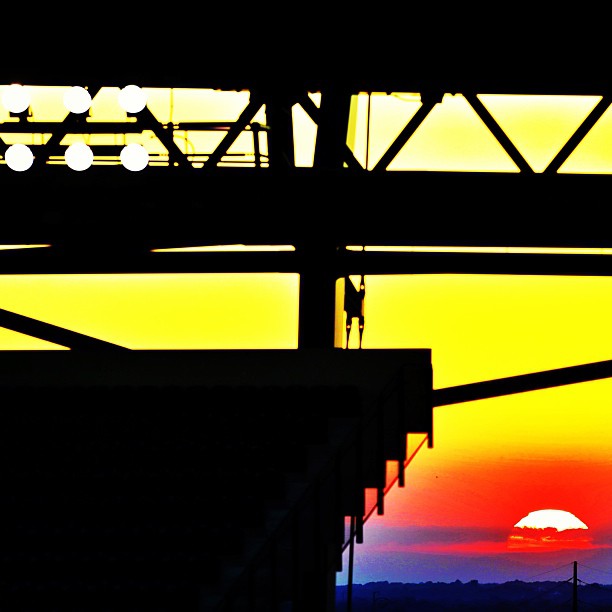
<box><xmin>336</xmin><ymin>580</ymin><xmax>612</xmax><ymax>610</ymax></box>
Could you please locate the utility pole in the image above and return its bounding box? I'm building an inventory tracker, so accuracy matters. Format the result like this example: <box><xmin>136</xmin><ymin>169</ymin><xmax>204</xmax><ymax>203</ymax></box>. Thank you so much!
<box><xmin>573</xmin><ymin>560</ymin><xmax>578</xmax><ymax>612</ymax></box>
<box><xmin>347</xmin><ymin>516</ymin><xmax>355</xmax><ymax>612</ymax></box>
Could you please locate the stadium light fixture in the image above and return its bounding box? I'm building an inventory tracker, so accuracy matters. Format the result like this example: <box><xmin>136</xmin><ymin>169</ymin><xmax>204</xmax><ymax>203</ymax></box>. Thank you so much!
<box><xmin>4</xmin><ymin>143</ymin><xmax>34</xmax><ymax>171</ymax></box>
<box><xmin>120</xmin><ymin>143</ymin><xmax>149</xmax><ymax>171</ymax></box>
<box><xmin>63</xmin><ymin>86</ymin><xmax>92</xmax><ymax>114</ymax></box>
<box><xmin>118</xmin><ymin>85</ymin><xmax>147</xmax><ymax>113</ymax></box>
<box><xmin>65</xmin><ymin>142</ymin><xmax>94</xmax><ymax>171</ymax></box>
<box><xmin>1</xmin><ymin>84</ymin><xmax>31</xmax><ymax>114</ymax></box>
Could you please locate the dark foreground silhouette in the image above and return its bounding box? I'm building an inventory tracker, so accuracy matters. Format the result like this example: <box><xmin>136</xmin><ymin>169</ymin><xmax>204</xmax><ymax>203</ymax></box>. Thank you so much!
<box><xmin>336</xmin><ymin>580</ymin><xmax>612</xmax><ymax>610</ymax></box>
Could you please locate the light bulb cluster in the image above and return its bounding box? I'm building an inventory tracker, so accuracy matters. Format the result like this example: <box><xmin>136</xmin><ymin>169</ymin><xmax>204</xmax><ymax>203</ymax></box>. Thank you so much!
<box><xmin>1</xmin><ymin>84</ymin><xmax>150</xmax><ymax>171</ymax></box>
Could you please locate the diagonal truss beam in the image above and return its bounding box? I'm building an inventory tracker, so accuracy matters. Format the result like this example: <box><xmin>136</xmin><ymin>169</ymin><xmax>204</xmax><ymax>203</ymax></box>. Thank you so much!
<box><xmin>371</xmin><ymin>92</ymin><xmax>442</xmax><ymax>172</ymax></box>
<box><xmin>201</xmin><ymin>93</ymin><xmax>265</xmax><ymax>169</ymax></box>
<box><xmin>30</xmin><ymin>86</ymin><xmax>102</xmax><ymax>167</ymax></box>
<box><xmin>464</xmin><ymin>93</ymin><xmax>533</xmax><ymax>173</ymax></box>
<box><xmin>545</xmin><ymin>95</ymin><xmax>612</xmax><ymax>173</ymax></box>
<box><xmin>0</xmin><ymin>307</ymin><xmax>129</xmax><ymax>351</ymax></box>
<box><xmin>135</xmin><ymin>105</ymin><xmax>193</xmax><ymax>167</ymax></box>
<box><xmin>433</xmin><ymin>358</ymin><xmax>612</xmax><ymax>406</ymax></box>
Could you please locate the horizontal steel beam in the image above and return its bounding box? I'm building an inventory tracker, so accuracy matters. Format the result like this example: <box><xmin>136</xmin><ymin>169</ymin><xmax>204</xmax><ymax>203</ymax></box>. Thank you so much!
<box><xmin>1</xmin><ymin>167</ymin><xmax>612</xmax><ymax>248</ymax></box>
<box><xmin>2</xmin><ymin>248</ymin><xmax>612</xmax><ymax>276</ymax></box>
<box><xmin>4</xmin><ymin>64</ymin><xmax>612</xmax><ymax>96</ymax></box>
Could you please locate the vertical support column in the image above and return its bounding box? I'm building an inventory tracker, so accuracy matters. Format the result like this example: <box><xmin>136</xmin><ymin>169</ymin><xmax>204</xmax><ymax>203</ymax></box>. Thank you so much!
<box><xmin>266</xmin><ymin>82</ymin><xmax>344</xmax><ymax>351</ymax></box>
<box><xmin>292</xmin><ymin>514</ymin><xmax>302</xmax><ymax>612</ymax></box>
<box><xmin>264</xmin><ymin>88</ymin><xmax>297</xmax><ymax>172</ymax></box>
<box><xmin>346</xmin><ymin>516</ymin><xmax>356</xmax><ymax>612</ymax></box>
<box><xmin>296</xmin><ymin>83</ymin><xmax>354</xmax><ymax>349</ymax></box>
<box><xmin>313</xmin><ymin>83</ymin><xmax>353</xmax><ymax>171</ymax></box>
<box><xmin>573</xmin><ymin>560</ymin><xmax>578</xmax><ymax>612</ymax></box>
<box><xmin>297</xmin><ymin>241</ymin><xmax>338</xmax><ymax>349</ymax></box>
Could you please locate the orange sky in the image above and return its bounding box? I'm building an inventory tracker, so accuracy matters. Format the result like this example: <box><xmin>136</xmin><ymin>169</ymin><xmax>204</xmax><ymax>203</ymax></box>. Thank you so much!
<box><xmin>338</xmin><ymin>273</ymin><xmax>612</xmax><ymax>584</ymax></box>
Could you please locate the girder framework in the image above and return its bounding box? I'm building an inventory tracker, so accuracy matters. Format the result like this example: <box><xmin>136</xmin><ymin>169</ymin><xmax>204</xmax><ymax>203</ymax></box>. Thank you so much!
<box><xmin>3</xmin><ymin>84</ymin><xmax>612</xmax><ymax>174</ymax></box>
<box><xmin>2</xmin><ymin>78</ymin><xmax>612</xmax><ymax>349</ymax></box>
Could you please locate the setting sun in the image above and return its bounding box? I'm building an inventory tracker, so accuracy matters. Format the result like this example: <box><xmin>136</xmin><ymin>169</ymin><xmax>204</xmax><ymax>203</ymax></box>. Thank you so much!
<box><xmin>514</xmin><ymin>509</ymin><xmax>588</xmax><ymax>532</ymax></box>
<box><xmin>508</xmin><ymin>509</ymin><xmax>592</xmax><ymax>552</ymax></box>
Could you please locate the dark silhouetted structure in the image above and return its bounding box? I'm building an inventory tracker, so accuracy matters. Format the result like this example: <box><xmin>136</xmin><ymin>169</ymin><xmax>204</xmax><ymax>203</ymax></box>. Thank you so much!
<box><xmin>1</xmin><ymin>54</ymin><xmax>612</xmax><ymax>610</ymax></box>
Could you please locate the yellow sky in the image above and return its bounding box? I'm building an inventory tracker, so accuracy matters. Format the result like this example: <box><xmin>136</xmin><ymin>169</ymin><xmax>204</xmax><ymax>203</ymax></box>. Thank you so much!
<box><xmin>348</xmin><ymin>92</ymin><xmax>609</xmax><ymax>173</ymax></box>
<box><xmin>2</xmin><ymin>273</ymin><xmax>612</xmax><ymax>458</ymax></box>
<box><xmin>0</xmin><ymin>273</ymin><xmax>300</xmax><ymax>349</ymax></box>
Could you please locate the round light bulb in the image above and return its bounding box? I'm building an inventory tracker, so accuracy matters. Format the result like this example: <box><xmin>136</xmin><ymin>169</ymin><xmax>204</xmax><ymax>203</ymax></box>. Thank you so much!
<box><xmin>65</xmin><ymin>142</ymin><xmax>94</xmax><ymax>171</ymax></box>
<box><xmin>1</xmin><ymin>84</ymin><xmax>31</xmax><ymax>113</ymax></box>
<box><xmin>117</xmin><ymin>85</ymin><xmax>147</xmax><ymax>113</ymax></box>
<box><xmin>4</xmin><ymin>143</ymin><xmax>34</xmax><ymax>171</ymax></box>
<box><xmin>63</xmin><ymin>86</ymin><xmax>92</xmax><ymax>114</ymax></box>
<box><xmin>120</xmin><ymin>143</ymin><xmax>149</xmax><ymax>171</ymax></box>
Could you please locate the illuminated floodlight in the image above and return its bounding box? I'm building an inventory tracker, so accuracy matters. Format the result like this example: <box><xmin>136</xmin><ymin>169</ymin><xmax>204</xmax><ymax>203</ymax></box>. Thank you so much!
<box><xmin>1</xmin><ymin>84</ymin><xmax>31</xmax><ymax>113</ymax></box>
<box><xmin>120</xmin><ymin>143</ymin><xmax>149</xmax><ymax>171</ymax></box>
<box><xmin>118</xmin><ymin>85</ymin><xmax>147</xmax><ymax>113</ymax></box>
<box><xmin>4</xmin><ymin>143</ymin><xmax>34</xmax><ymax>171</ymax></box>
<box><xmin>65</xmin><ymin>142</ymin><xmax>94</xmax><ymax>171</ymax></box>
<box><xmin>63</xmin><ymin>86</ymin><xmax>92</xmax><ymax>114</ymax></box>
